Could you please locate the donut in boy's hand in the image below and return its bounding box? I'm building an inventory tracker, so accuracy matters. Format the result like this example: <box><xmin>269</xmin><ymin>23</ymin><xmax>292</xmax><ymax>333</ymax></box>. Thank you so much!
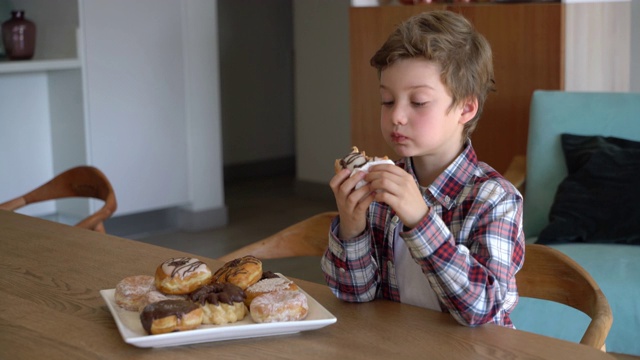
<box><xmin>334</xmin><ymin>146</ymin><xmax>395</xmax><ymax>188</ymax></box>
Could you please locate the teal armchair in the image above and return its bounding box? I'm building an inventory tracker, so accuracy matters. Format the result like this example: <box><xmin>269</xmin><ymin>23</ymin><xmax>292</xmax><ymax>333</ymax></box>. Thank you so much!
<box><xmin>507</xmin><ymin>90</ymin><xmax>640</xmax><ymax>356</ymax></box>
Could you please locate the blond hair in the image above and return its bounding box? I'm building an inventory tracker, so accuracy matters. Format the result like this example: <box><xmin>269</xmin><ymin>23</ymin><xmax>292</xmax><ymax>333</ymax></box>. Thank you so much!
<box><xmin>370</xmin><ymin>10</ymin><xmax>495</xmax><ymax>140</ymax></box>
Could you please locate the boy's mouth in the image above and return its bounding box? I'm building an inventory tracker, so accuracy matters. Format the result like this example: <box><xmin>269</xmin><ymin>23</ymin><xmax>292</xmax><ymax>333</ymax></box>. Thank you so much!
<box><xmin>391</xmin><ymin>132</ymin><xmax>408</xmax><ymax>143</ymax></box>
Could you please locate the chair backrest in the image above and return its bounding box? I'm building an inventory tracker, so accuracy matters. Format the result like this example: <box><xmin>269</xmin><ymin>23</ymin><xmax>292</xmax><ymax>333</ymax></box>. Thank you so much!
<box><xmin>0</xmin><ymin>166</ymin><xmax>117</xmax><ymax>233</ymax></box>
<box><xmin>516</xmin><ymin>244</ymin><xmax>613</xmax><ymax>350</ymax></box>
<box><xmin>524</xmin><ymin>91</ymin><xmax>640</xmax><ymax>237</ymax></box>
<box><xmin>217</xmin><ymin>211</ymin><xmax>337</xmax><ymax>262</ymax></box>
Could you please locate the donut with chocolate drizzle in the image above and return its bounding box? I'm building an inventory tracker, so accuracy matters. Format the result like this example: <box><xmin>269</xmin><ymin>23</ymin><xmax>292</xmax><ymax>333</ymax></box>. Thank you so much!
<box><xmin>211</xmin><ymin>255</ymin><xmax>262</xmax><ymax>290</ymax></box>
<box><xmin>154</xmin><ymin>257</ymin><xmax>213</xmax><ymax>295</ymax></box>
<box><xmin>334</xmin><ymin>146</ymin><xmax>390</xmax><ymax>174</ymax></box>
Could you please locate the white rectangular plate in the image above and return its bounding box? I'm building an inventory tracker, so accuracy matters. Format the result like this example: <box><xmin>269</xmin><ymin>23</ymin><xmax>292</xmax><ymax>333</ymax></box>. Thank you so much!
<box><xmin>100</xmin><ymin>286</ymin><xmax>337</xmax><ymax>348</ymax></box>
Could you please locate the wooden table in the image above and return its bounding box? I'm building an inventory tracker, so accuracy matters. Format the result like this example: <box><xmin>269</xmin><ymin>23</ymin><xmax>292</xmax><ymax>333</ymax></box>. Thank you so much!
<box><xmin>0</xmin><ymin>211</ymin><xmax>615</xmax><ymax>359</ymax></box>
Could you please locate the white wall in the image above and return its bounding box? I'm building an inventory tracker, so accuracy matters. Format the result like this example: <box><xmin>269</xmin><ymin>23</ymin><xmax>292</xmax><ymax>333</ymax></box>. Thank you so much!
<box><xmin>632</xmin><ymin>0</ymin><xmax>640</xmax><ymax>91</ymax></box>
<box><xmin>0</xmin><ymin>73</ymin><xmax>54</xmax><ymax>216</ymax></box>
<box><xmin>293</xmin><ymin>0</ymin><xmax>351</xmax><ymax>185</ymax></box>
<box><xmin>182</xmin><ymin>0</ymin><xmax>225</xmax><ymax>214</ymax></box>
<box><xmin>218</xmin><ymin>0</ymin><xmax>295</xmax><ymax>166</ymax></box>
<box><xmin>564</xmin><ymin>1</ymin><xmax>631</xmax><ymax>91</ymax></box>
<box><xmin>0</xmin><ymin>0</ymin><xmax>225</xmax><ymax>231</ymax></box>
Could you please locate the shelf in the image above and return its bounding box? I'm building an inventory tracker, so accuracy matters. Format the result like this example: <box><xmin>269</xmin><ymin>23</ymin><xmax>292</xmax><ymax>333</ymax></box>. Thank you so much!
<box><xmin>0</xmin><ymin>58</ymin><xmax>81</xmax><ymax>75</ymax></box>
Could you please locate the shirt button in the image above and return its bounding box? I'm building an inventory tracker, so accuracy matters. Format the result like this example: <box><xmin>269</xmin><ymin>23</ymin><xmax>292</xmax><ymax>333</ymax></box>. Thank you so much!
<box><xmin>444</xmin><ymin>195</ymin><xmax>450</xmax><ymax>204</ymax></box>
<box><xmin>392</xmin><ymin>215</ymin><xmax>399</xmax><ymax>223</ymax></box>
<box><xmin>339</xmin><ymin>268</ymin><xmax>346</xmax><ymax>274</ymax></box>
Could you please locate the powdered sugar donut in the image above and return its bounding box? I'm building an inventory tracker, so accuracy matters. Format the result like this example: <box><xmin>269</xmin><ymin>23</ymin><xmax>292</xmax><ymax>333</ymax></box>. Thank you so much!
<box><xmin>114</xmin><ymin>275</ymin><xmax>155</xmax><ymax>311</ymax></box>
<box><xmin>250</xmin><ymin>290</ymin><xmax>309</xmax><ymax>323</ymax></box>
<box><xmin>244</xmin><ymin>273</ymin><xmax>300</xmax><ymax>307</ymax></box>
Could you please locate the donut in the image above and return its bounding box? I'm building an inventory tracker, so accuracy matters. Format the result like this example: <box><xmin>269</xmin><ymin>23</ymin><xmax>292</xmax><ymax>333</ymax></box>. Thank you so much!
<box><xmin>189</xmin><ymin>283</ymin><xmax>247</xmax><ymax>325</ymax></box>
<box><xmin>211</xmin><ymin>255</ymin><xmax>262</xmax><ymax>290</ymax></box>
<box><xmin>138</xmin><ymin>290</ymin><xmax>187</xmax><ymax>312</ymax></box>
<box><xmin>335</xmin><ymin>146</ymin><xmax>369</xmax><ymax>174</ymax></box>
<box><xmin>244</xmin><ymin>273</ymin><xmax>300</xmax><ymax>307</ymax></box>
<box><xmin>139</xmin><ymin>299</ymin><xmax>203</xmax><ymax>335</ymax></box>
<box><xmin>334</xmin><ymin>146</ymin><xmax>394</xmax><ymax>189</ymax></box>
<box><xmin>250</xmin><ymin>290</ymin><xmax>309</xmax><ymax>323</ymax></box>
<box><xmin>335</xmin><ymin>146</ymin><xmax>393</xmax><ymax>173</ymax></box>
<box><xmin>114</xmin><ymin>275</ymin><xmax>155</xmax><ymax>311</ymax></box>
<box><xmin>154</xmin><ymin>257</ymin><xmax>213</xmax><ymax>295</ymax></box>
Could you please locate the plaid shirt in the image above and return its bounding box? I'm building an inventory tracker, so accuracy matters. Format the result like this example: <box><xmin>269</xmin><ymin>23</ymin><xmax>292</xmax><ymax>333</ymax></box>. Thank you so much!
<box><xmin>321</xmin><ymin>141</ymin><xmax>525</xmax><ymax>328</ymax></box>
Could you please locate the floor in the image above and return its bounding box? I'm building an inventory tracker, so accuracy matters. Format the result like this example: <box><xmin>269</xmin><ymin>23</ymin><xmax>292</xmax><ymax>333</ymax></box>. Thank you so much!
<box><xmin>135</xmin><ymin>175</ymin><xmax>336</xmax><ymax>284</ymax></box>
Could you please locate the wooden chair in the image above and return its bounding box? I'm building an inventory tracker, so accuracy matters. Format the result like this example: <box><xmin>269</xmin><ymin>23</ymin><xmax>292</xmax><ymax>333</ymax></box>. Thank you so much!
<box><xmin>217</xmin><ymin>211</ymin><xmax>338</xmax><ymax>262</ymax></box>
<box><xmin>218</xmin><ymin>210</ymin><xmax>614</xmax><ymax>350</ymax></box>
<box><xmin>502</xmin><ymin>154</ymin><xmax>526</xmax><ymax>194</ymax></box>
<box><xmin>0</xmin><ymin>166</ymin><xmax>117</xmax><ymax>233</ymax></box>
<box><xmin>516</xmin><ymin>244</ymin><xmax>613</xmax><ymax>350</ymax></box>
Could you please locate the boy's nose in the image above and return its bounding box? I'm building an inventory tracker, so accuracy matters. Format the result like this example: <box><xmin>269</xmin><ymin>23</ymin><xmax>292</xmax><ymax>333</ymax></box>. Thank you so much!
<box><xmin>391</xmin><ymin>106</ymin><xmax>408</xmax><ymax>126</ymax></box>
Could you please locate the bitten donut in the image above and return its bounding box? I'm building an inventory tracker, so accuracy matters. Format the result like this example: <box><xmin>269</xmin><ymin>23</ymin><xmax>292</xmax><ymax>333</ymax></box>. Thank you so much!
<box><xmin>244</xmin><ymin>273</ymin><xmax>300</xmax><ymax>307</ymax></box>
<box><xmin>250</xmin><ymin>290</ymin><xmax>309</xmax><ymax>323</ymax></box>
<box><xmin>211</xmin><ymin>255</ymin><xmax>262</xmax><ymax>290</ymax></box>
<box><xmin>139</xmin><ymin>299</ymin><xmax>203</xmax><ymax>335</ymax></box>
<box><xmin>334</xmin><ymin>146</ymin><xmax>394</xmax><ymax>189</ymax></box>
<box><xmin>155</xmin><ymin>257</ymin><xmax>213</xmax><ymax>295</ymax></box>
<box><xmin>334</xmin><ymin>146</ymin><xmax>392</xmax><ymax>174</ymax></box>
<box><xmin>189</xmin><ymin>283</ymin><xmax>247</xmax><ymax>325</ymax></box>
<box><xmin>114</xmin><ymin>275</ymin><xmax>155</xmax><ymax>311</ymax></box>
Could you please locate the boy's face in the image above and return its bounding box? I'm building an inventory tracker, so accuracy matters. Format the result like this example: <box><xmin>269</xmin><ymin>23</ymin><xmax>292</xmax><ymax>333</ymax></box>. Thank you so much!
<box><xmin>379</xmin><ymin>58</ymin><xmax>473</xmax><ymax>161</ymax></box>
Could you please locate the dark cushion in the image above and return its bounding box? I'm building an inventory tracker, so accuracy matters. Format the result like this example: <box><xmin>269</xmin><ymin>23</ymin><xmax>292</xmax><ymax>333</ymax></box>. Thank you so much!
<box><xmin>536</xmin><ymin>134</ymin><xmax>640</xmax><ymax>245</ymax></box>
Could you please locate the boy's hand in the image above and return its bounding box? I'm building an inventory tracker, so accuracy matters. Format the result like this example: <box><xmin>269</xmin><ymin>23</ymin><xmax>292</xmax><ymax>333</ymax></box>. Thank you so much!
<box><xmin>365</xmin><ymin>164</ymin><xmax>429</xmax><ymax>229</ymax></box>
<box><xmin>329</xmin><ymin>169</ymin><xmax>375</xmax><ymax>240</ymax></box>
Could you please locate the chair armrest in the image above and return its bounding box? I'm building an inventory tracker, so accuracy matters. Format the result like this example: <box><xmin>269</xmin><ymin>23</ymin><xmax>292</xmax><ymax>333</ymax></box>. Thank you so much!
<box><xmin>503</xmin><ymin>155</ymin><xmax>526</xmax><ymax>193</ymax></box>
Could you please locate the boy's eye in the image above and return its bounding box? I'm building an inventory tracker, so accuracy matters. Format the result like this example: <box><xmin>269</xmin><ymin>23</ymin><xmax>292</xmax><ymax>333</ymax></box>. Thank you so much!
<box><xmin>381</xmin><ymin>100</ymin><xmax>394</xmax><ymax>107</ymax></box>
<box><xmin>412</xmin><ymin>101</ymin><xmax>427</xmax><ymax>107</ymax></box>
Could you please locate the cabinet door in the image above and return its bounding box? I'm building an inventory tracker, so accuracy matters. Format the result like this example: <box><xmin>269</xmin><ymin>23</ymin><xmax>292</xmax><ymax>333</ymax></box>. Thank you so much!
<box><xmin>80</xmin><ymin>0</ymin><xmax>188</xmax><ymax>215</ymax></box>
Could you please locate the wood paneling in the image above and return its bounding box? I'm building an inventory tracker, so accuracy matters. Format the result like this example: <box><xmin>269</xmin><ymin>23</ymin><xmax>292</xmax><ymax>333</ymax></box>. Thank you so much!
<box><xmin>350</xmin><ymin>4</ymin><xmax>562</xmax><ymax>173</ymax></box>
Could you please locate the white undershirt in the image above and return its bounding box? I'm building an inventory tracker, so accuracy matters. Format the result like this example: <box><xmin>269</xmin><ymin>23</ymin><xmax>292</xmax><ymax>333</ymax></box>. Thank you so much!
<box><xmin>394</xmin><ymin>237</ymin><xmax>441</xmax><ymax>311</ymax></box>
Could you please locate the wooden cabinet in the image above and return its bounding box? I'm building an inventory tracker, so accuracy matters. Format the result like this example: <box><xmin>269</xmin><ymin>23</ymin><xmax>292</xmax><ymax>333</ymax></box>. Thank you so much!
<box><xmin>350</xmin><ymin>2</ymin><xmax>630</xmax><ymax>173</ymax></box>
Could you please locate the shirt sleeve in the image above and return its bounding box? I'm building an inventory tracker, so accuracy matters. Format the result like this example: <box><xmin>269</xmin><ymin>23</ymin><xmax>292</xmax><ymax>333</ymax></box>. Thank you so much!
<box><xmin>402</xmin><ymin>179</ymin><xmax>525</xmax><ymax>327</ymax></box>
<box><xmin>321</xmin><ymin>216</ymin><xmax>380</xmax><ymax>302</ymax></box>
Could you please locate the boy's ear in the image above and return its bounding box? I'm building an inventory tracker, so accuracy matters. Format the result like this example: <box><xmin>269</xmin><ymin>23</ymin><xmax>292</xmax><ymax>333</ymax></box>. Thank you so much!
<box><xmin>459</xmin><ymin>97</ymin><xmax>478</xmax><ymax>125</ymax></box>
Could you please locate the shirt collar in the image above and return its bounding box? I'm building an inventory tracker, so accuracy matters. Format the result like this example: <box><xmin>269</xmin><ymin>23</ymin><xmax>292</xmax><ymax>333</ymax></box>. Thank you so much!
<box><xmin>402</xmin><ymin>140</ymin><xmax>478</xmax><ymax>210</ymax></box>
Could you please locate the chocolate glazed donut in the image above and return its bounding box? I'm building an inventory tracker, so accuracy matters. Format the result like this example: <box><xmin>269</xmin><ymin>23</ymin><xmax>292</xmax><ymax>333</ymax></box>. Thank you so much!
<box><xmin>140</xmin><ymin>300</ymin><xmax>203</xmax><ymax>335</ymax></box>
<box><xmin>189</xmin><ymin>283</ymin><xmax>246</xmax><ymax>306</ymax></box>
<box><xmin>211</xmin><ymin>255</ymin><xmax>262</xmax><ymax>290</ymax></box>
<box><xmin>189</xmin><ymin>283</ymin><xmax>248</xmax><ymax>325</ymax></box>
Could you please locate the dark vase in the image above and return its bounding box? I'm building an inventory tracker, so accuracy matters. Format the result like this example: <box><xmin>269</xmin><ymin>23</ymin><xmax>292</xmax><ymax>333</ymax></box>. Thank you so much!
<box><xmin>2</xmin><ymin>10</ymin><xmax>36</xmax><ymax>60</ymax></box>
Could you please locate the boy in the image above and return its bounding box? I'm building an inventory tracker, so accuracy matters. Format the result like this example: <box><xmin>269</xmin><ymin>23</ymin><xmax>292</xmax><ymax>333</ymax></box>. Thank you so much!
<box><xmin>321</xmin><ymin>11</ymin><xmax>525</xmax><ymax>328</ymax></box>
